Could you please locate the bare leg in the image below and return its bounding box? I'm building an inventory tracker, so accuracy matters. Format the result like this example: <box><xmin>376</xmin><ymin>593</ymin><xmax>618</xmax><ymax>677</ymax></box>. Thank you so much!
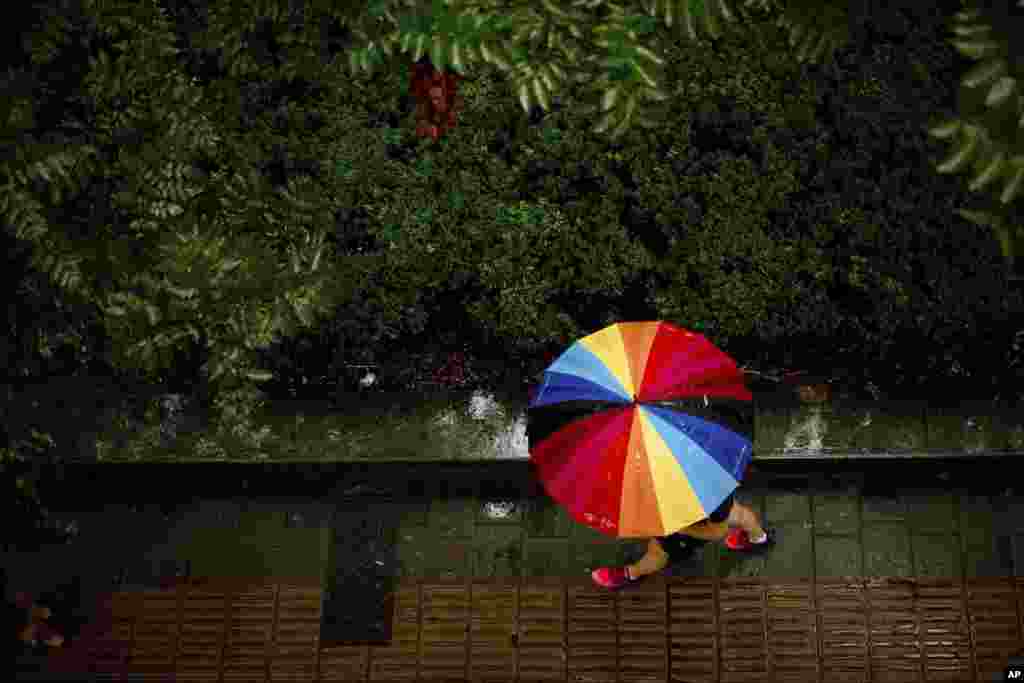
<box><xmin>727</xmin><ymin>500</ymin><xmax>766</xmax><ymax>539</ymax></box>
<box><xmin>679</xmin><ymin>519</ymin><xmax>728</xmax><ymax>542</ymax></box>
<box><xmin>626</xmin><ymin>539</ymin><xmax>670</xmax><ymax>578</ymax></box>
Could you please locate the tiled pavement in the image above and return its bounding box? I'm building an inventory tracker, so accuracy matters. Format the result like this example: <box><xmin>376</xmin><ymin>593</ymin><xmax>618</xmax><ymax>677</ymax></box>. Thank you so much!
<box><xmin>9</xmin><ymin>479</ymin><xmax>1024</xmax><ymax>680</ymax></box>
<box><xmin>5</xmin><ymin>482</ymin><xmax>1024</xmax><ymax>612</ymax></box>
<box><xmin>28</xmin><ymin>575</ymin><xmax>1024</xmax><ymax>683</ymax></box>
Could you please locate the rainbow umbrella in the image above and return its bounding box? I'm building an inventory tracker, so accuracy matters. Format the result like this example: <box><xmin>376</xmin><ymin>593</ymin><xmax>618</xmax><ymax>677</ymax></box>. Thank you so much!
<box><xmin>527</xmin><ymin>321</ymin><xmax>753</xmax><ymax>538</ymax></box>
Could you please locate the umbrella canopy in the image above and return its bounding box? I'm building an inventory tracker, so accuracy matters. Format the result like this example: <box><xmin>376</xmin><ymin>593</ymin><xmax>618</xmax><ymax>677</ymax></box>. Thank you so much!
<box><xmin>527</xmin><ymin>321</ymin><xmax>753</xmax><ymax>538</ymax></box>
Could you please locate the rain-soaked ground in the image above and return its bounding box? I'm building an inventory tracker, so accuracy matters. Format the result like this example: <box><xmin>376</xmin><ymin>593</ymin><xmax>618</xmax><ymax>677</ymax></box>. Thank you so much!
<box><xmin>8</xmin><ymin>458</ymin><xmax>1024</xmax><ymax>680</ymax></box>
<box><xmin>5</xmin><ymin>458</ymin><xmax>1024</xmax><ymax>641</ymax></box>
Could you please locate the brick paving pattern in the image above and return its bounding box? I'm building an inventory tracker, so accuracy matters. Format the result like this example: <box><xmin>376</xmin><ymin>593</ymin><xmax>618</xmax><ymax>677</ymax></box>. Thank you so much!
<box><xmin>37</xmin><ymin>576</ymin><xmax>1024</xmax><ymax>682</ymax></box>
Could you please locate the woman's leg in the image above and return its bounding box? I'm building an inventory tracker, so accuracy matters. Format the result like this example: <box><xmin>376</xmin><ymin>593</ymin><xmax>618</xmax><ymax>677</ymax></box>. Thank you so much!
<box><xmin>727</xmin><ymin>500</ymin><xmax>766</xmax><ymax>539</ymax></box>
<box><xmin>679</xmin><ymin>519</ymin><xmax>729</xmax><ymax>542</ymax></box>
<box><xmin>625</xmin><ymin>539</ymin><xmax>670</xmax><ymax>578</ymax></box>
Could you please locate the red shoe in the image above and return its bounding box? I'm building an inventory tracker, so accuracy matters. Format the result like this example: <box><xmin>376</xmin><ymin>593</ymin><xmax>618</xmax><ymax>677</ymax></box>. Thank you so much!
<box><xmin>591</xmin><ymin>566</ymin><xmax>638</xmax><ymax>590</ymax></box>
<box><xmin>725</xmin><ymin>527</ymin><xmax>776</xmax><ymax>552</ymax></box>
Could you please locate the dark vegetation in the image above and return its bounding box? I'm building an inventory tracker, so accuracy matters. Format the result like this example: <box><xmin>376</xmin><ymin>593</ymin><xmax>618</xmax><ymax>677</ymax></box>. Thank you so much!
<box><xmin>233</xmin><ymin>0</ymin><xmax>1023</xmax><ymax>404</ymax></box>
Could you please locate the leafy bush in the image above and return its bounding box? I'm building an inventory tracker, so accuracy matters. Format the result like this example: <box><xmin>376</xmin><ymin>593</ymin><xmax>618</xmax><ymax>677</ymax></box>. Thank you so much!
<box><xmin>248</xmin><ymin>0</ymin><xmax>1023</xmax><ymax>403</ymax></box>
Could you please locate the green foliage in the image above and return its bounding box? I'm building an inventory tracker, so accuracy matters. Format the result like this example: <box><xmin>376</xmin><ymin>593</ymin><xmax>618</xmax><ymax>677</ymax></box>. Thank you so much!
<box><xmin>316</xmin><ymin>0</ymin><xmax>1022</xmax><ymax>388</ymax></box>
<box><xmin>0</xmin><ymin>0</ymin><xmax>372</xmax><ymax>455</ymax></box>
<box><xmin>316</xmin><ymin>4</ymin><xmax>817</xmax><ymax>352</ymax></box>
<box><xmin>924</xmin><ymin>1</ymin><xmax>1024</xmax><ymax>273</ymax></box>
<box><xmin>334</xmin><ymin>0</ymin><xmax>1024</xmax><ymax>278</ymax></box>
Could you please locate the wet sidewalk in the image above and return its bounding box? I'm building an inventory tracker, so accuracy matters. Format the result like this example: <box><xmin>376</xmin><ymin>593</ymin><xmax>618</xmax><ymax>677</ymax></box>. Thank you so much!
<box><xmin>6</xmin><ymin>467</ymin><xmax>1023</xmax><ymax>599</ymax></box>
<box><xmin>7</xmin><ymin>461</ymin><xmax>1024</xmax><ymax>680</ymax></box>
<box><xmin>379</xmin><ymin>479</ymin><xmax>1020</xmax><ymax>584</ymax></box>
<box><xmin>32</xmin><ymin>575</ymin><xmax>1024</xmax><ymax>682</ymax></box>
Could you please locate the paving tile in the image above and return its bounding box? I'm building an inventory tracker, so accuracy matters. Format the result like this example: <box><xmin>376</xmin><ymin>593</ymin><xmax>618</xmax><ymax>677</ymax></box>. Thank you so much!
<box><xmin>763</xmin><ymin>491</ymin><xmax>811</xmax><ymax>524</ymax></box>
<box><xmin>903</xmin><ymin>491</ymin><xmax>959</xmax><ymax>534</ymax></box>
<box><xmin>862</xmin><ymin>523</ymin><xmax>912</xmax><ymax>578</ymax></box>
<box><xmin>150</xmin><ymin>552</ymin><xmax>191</xmax><ymax>583</ymax></box>
<box><xmin>861</xmin><ymin>494</ymin><xmax>906</xmax><ymax>523</ymax></box>
<box><xmin>815</xmin><ymin>536</ymin><xmax>863</xmax><ymax>577</ymax></box>
<box><xmin>524</xmin><ymin>497</ymin><xmax>575</xmax><ymax>538</ymax></box>
<box><xmin>427</xmin><ymin>498</ymin><xmax>477</xmax><ymax>538</ymax></box>
<box><xmin>663</xmin><ymin>544</ymin><xmax>712</xmax><ymax>578</ymax></box>
<box><xmin>761</xmin><ymin>523</ymin><xmax>812</xmax><ymax>578</ymax></box>
<box><xmin>237</xmin><ymin>502</ymin><xmax>287</xmax><ymax>536</ymax></box>
<box><xmin>283</xmin><ymin>501</ymin><xmax>331</xmax><ymax>529</ymax></box>
<box><xmin>963</xmin><ymin>544</ymin><xmax>1013</xmax><ymax>578</ymax></box>
<box><xmin>521</xmin><ymin>538</ymin><xmax>572</xmax><ymax>577</ymax></box>
<box><xmin>99</xmin><ymin>504</ymin><xmax>177</xmax><ymax>547</ymax></box>
<box><xmin>267</xmin><ymin>527</ymin><xmax>328</xmax><ymax>576</ymax></box>
<box><xmin>471</xmin><ymin>525</ymin><xmax>525</xmax><ymax>578</ymax></box>
<box><xmin>992</xmin><ymin>494</ymin><xmax>1024</xmax><ymax>535</ymax></box>
<box><xmin>700</xmin><ymin>540</ymin><xmax>719</xmax><ymax>577</ymax></box>
<box><xmin>959</xmin><ymin>494</ymin><xmax>996</xmax><ymax>550</ymax></box>
<box><xmin>174</xmin><ymin>499</ymin><xmax>242</xmax><ymax>531</ymax></box>
<box><xmin>188</xmin><ymin>529</ymin><xmax>319</xmax><ymax>578</ymax></box>
<box><xmin>912</xmin><ymin>533</ymin><xmax>962</xmax><ymax>579</ymax></box>
<box><xmin>716</xmin><ymin>535</ymin><xmax>769</xmax><ymax>579</ymax></box>
<box><xmin>391</xmin><ymin>498</ymin><xmax>431</xmax><ymax>527</ymax></box>
<box><xmin>1015</xmin><ymin>533</ymin><xmax>1024</xmax><ymax>578</ymax></box>
<box><xmin>237</xmin><ymin>533</ymin><xmax>291</xmax><ymax>577</ymax></box>
<box><xmin>395</xmin><ymin>526</ymin><xmax>470</xmax><ymax>579</ymax></box>
<box><xmin>812</xmin><ymin>493</ymin><xmax>860</xmax><ymax>536</ymax></box>
<box><xmin>118</xmin><ymin>555</ymin><xmax>164</xmax><ymax>589</ymax></box>
<box><xmin>994</xmin><ymin>535</ymin><xmax>1015</xmax><ymax>575</ymax></box>
<box><xmin>570</xmin><ymin>520</ymin><xmax>618</xmax><ymax>545</ymax></box>
<box><xmin>569</xmin><ymin>539</ymin><xmax>632</xmax><ymax>575</ymax></box>
<box><xmin>717</xmin><ymin>551</ymin><xmax>767</xmax><ymax>578</ymax></box>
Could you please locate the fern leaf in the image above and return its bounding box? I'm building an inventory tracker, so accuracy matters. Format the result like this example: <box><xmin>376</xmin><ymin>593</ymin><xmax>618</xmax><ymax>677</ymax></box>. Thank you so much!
<box><xmin>962</xmin><ymin>58</ymin><xmax>1008</xmax><ymax>88</ymax></box>
<box><xmin>928</xmin><ymin>119</ymin><xmax>962</xmax><ymax>139</ymax></box>
<box><xmin>985</xmin><ymin>76</ymin><xmax>1017</xmax><ymax>108</ymax></box>
<box><xmin>1001</xmin><ymin>160</ymin><xmax>1024</xmax><ymax>204</ymax></box>
<box><xmin>144</xmin><ymin>303</ymin><xmax>162</xmax><ymax>326</ymax></box>
<box><xmin>450</xmin><ymin>40</ymin><xmax>465</xmax><ymax>73</ymax></box>
<box><xmin>951</xmin><ymin>39</ymin><xmax>1003</xmax><ymax>60</ymax></box>
<box><xmin>413</xmin><ymin>33</ymin><xmax>428</xmax><ymax>62</ymax></box>
<box><xmin>246</xmin><ymin>370</ymin><xmax>274</xmax><ymax>381</ymax></box>
<box><xmin>969</xmin><ymin>150</ymin><xmax>1007</xmax><ymax>191</ymax></box>
<box><xmin>430</xmin><ymin>34</ymin><xmax>447</xmax><ymax>72</ymax></box>
<box><xmin>532</xmin><ymin>76</ymin><xmax>550</xmax><ymax>110</ymax></box>
<box><xmin>633</xmin><ymin>59</ymin><xmax>660</xmax><ymax>89</ymax></box>
<box><xmin>517</xmin><ymin>80</ymin><xmax>532</xmax><ymax>112</ymax></box>
<box><xmin>937</xmin><ymin>128</ymin><xmax>980</xmax><ymax>174</ymax></box>
<box><xmin>592</xmin><ymin>107</ymin><xmax>618</xmax><ymax>135</ymax></box>
<box><xmin>602</xmin><ymin>85</ymin><xmax>623</xmax><ymax>112</ymax></box>
<box><xmin>952</xmin><ymin>23</ymin><xmax>993</xmax><ymax>38</ymax></box>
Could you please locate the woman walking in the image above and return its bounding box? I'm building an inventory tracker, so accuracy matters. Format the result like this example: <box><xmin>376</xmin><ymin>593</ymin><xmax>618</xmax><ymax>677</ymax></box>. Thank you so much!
<box><xmin>592</xmin><ymin>489</ymin><xmax>775</xmax><ymax>589</ymax></box>
<box><xmin>591</xmin><ymin>369</ymin><xmax>831</xmax><ymax>589</ymax></box>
